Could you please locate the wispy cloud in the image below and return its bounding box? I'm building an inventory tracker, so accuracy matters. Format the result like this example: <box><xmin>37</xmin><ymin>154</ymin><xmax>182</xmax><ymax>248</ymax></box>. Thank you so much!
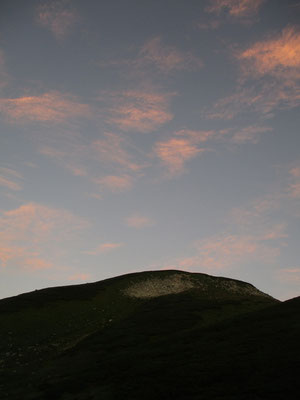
<box><xmin>38</xmin><ymin>130</ymin><xmax>145</xmax><ymax>194</ymax></box>
<box><xmin>206</xmin><ymin>26</ymin><xmax>300</xmax><ymax>120</ymax></box>
<box><xmin>206</xmin><ymin>0</ymin><xmax>265</xmax><ymax>18</ymax></box>
<box><xmin>0</xmin><ymin>167</ymin><xmax>23</xmax><ymax>191</ymax></box>
<box><xmin>68</xmin><ymin>273</ymin><xmax>91</xmax><ymax>281</ymax></box>
<box><xmin>0</xmin><ymin>203</ymin><xmax>89</xmax><ymax>271</ymax></box>
<box><xmin>137</xmin><ymin>37</ymin><xmax>203</xmax><ymax>73</ymax></box>
<box><xmin>288</xmin><ymin>165</ymin><xmax>300</xmax><ymax>199</ymax></box>
<box><xmin>238</xmin><ymin>26</ymin><xmax>300</xmax><ymax>77</ymax></box>
<box><xmin>23</xmin><ymin>258</ymin><xmax>54</xmax><ymax>271</ymax></box>
<box><xmin>230</xmin><ymin>125</ymin><xmax>272</xmax><ymax>144</ymax></box>
<box><xmin>83</xmin><ymin>242</ymin><xmax>124</xmax><ymax>255</ymax></box>
<box><xmin>195</xmin><ymin>232</ymin><xmax>279</xmax><ymax>269</ymax></box>
<box><xmin>168</xmin><ymin>231</ymin><xmax>282</xmax><ymax>273</ymax></box>
<box><xmin>154</xmin><ymin>125</ymin><xmax>269</xmax><ymax>176</ymax></box>
<box><xmin>126</xmin><ymin>213</ymin><xmax>155</xmax><ymax>228</ymax></box>
<box><xmin>154</xmin><ymin>138</ymin><xmax>204</xmax><ymax>176</ymax></box>
<box><xmin>36</xmin><ymin>0</ymin><xmax>78</xmax><ymax>39</ymax></box>
<box><xmin>105</xmin><ymin>90</ymin><xmax>174</xmax><ymax>133</ymax></box>
<box><xmin>154</xmin><ymin>129</ymin><xmax>214</xmax><ymax>176</ymax></box>
<box><xmin>197</xmin><ymin>20</ymin><xmax>220</xmax><ymax>30</ymax></box>
<box><xmin>94</xmin><ymin>175</ymin><xmax>133</xmax><ymax>192</ymax></box>
<box><xmin>92</xmin><ymin>132</ymin><xmax>146</xmax><ymax>172</ymax></box>
<box><xmin>277</xmin><ymin>268</ymin><xmax>300</xmax><ymax>283</ymax></box>
<box><xmin>230</xmin><ymin>195</ymin><xmax>281</xmax><ymax>227</ymax></box>
<box><xmin>229</xmin><ymin>193</ymin><xmax>289</xmax><ymax>244</ymax></box>
<box><xmin>206</xmin><ymin>82</ymin><xmax>300</xmax><ymax>120</ymax></box>
<box><xmin>38</xmin><ymin>135</ymin><xmax>88</xmax><ymax>178</ymax></box>
<box><xmin>0</xmin><ymin>49</ymin><xmax>9</xmax><ymax>91</ymax></box>
<box><xmin>0</xmin><ymin>91</ymin><xmax>92</xmax><ymax>124</ymax></box>
<box><xmin>1</xmin><ymin>203</ymin><xmax>88</xmax><ymax>245</ymax></box>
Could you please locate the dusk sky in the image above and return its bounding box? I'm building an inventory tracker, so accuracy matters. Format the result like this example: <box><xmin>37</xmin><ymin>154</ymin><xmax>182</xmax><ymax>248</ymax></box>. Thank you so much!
<box><xmin>1</xmin><ymin>0</ymin><xmax>300</xmax><ymax>300</ymax></box>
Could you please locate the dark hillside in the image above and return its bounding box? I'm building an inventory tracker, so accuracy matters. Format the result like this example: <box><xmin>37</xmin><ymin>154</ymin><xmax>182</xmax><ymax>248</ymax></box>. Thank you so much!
<box><xmin>1</xmin><ymin>270</ymin><xmax>297</xmax><ymax>400</ymax></box>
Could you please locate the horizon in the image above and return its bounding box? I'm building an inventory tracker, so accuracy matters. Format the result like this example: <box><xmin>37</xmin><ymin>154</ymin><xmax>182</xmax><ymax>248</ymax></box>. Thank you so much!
<box><xmin>1</xmin><ymin>0</ymin><xmax>300</xmax><ymax>301</ymax></box>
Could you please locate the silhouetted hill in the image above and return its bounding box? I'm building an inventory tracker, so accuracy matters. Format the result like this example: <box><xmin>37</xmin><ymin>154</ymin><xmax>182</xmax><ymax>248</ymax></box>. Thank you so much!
<box><xmin>0</xmin><ymin>270</ymin><xmax>298</xmax><ymax>399</ymax></box>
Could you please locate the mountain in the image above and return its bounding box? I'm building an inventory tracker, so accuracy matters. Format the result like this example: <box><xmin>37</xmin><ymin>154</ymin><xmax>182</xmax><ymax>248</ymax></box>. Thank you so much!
<box><xmin>0</xmin><ymin>270</ymin><xmax>299</xmax><ymax>399</ymax></box>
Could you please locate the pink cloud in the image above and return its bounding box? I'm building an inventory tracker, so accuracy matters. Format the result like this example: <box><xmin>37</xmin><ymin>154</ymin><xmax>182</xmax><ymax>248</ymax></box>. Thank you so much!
<box><xmin>138</xmin><ymin>37</ymin><xmax>202</xmax><ymax>72</ymax></box>
<box><xmin>154</xmin><ymin>138</ymin><xmax>204</xmax><ymax>175</ymax></box>
<box><xmin>195</xmin><ymin>234</ymin><xmax>263</xmax><ymax>269</ymax></box>
<box><xmin>0</xmin><ymin>49</ymin><xmax>9</xmax><ymax>90</ymax></box>
<box><xmin>126</xmin><ymin>213</ymin><xmax>155</xmax><ymax>228</ymax></box>
<box><xmin>207</xmin><ymin>26</ymin><xmax>300</xmax><ymax>120</ymax></box>
<box><xmin>288</xmin><ymin>165</ymin><xmax>300</xmax><ymax>199</ymax></box>
<box><xmin>24</xmin><ymin>257</ymin><xmax>54</xmax><ymax>271</ymax></box>
<box><xmin>37</xmin><ymin>131</ymin><xmax>144</xmax><ymax>194</ymax></box>
<box><xmin>39</xmin><ymin>144</ymin><xmax>88</xmax><ymax>177</ymax></box>
<box><xmin>68</xmin><ymin>273</ymin><xmax>91</xmax><ymax>281</ymax></box>
<box><xmin>206</xmin><ymin>80</ymin><xmax>300</xmax><ymax>120</ymax></box>
<box><xmin>288</xmin><ymin>183</ymin><xmax>300</xmax><ymax>199</ymax></box>
<box><xmin>93</xmin><ymin>132</ymin><xmax>145</xmax><ymax>172</ymax></box>
<box><xmin>154</xmin><ymin>130</ymin><xmax>213</xmax><ymax>175</ymax></box>
<box><xmin>206</xmin><ymin>0</ymin><xmax>265</xmax><ymax>18</ymax></box>
<box><xmin>0</xmin><ymin>91</ymin><xmax>92</xmax><ymax>124</ymax></box>
<box><xmin>106</xmin><ymin>90</ymin><xmax>174</xmax><ymax>133</ymax></box>
<box><xmin>0</xmin><ymin>245</ymin><xmax>26</xmax><ymax>268</ymax></box>
<box><xmin>261</xmin><ymin>224</ymin><xmax>288</xmax><ymax>240</ymax></box>
<box><xmin>238</xmin><ymin>27</ymin><xmax>300</xmax><ymax>77</ymax></box>
<box><xmin>37</xmin><ymin>0</ymin><xmax>78</xmax><ymax>39</ymax></box>
<box><xmin>230</xmin><ymin>196</ymin><xmax>281</xmax><ymax>226</ymax></box>
<box><xmin>173</xmin><ymin>232</ymin><xmax>281</xmax><ymax>273</ymax></box>
<box><xmin>0</xmin><ymin>167</ymin><xmax>22</xmax><ymax>191</ymax></box>
<box><xmin>277</xmin><ymin>268</ymin><xmax>300</xmax><ymax>283</ymax></box>
<box><xmin>83</xmin><ymin>242</ymin><xmax>124</xmax><ymax>255</ymax></box>
<box><xmin>289</xmin><ymin>167</ymin><xmax>300</xmax><ymax>178</ymax></box>
<box><xmin>230</xmin><ymin>125</ymin><xmax>272</xmax><ymax>144</ymax></box>
<box><xmin>2</xmin><ymin>202</ymin><xmax>88</xmax><ymax>242</ymax></box>
<box><xmin>0</xmin><ymin>203</ymin><xmax>89</xmax><ymax>271</ymax></box>
<box><xmin>95</xmin><ymin>175</ymin><xmax>133</xmax><ymax>192</ymax></box>
<box><xmin>174</xmin><ymin>129</ymin><xmax>216</xmax><ymax>143</ymax></box>
<box><xmin>197</xmin><ymin>20</ymin><xmax>220</xmax><ymax>30</ymax></box>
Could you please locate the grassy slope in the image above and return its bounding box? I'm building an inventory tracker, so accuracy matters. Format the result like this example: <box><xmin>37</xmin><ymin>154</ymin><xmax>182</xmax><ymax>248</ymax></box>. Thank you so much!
<box><xmin>1</xmin><ymin>270</ymin><xmax>297</xmax><ymax>399</ymax></box>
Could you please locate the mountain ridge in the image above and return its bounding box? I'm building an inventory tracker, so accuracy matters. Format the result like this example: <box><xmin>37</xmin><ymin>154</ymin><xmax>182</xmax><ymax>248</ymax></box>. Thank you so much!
<box><xmin>0</xmin><ymin>270</ymin><xmax>298</xmax><ymax>400</ymax></box>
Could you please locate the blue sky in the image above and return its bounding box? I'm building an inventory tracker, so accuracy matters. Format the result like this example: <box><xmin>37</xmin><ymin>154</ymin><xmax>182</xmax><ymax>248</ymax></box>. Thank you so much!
<box><xmin>0</xmin><ymin>0</ymin><xmax>300</xmax><ymax>300</ymax></box>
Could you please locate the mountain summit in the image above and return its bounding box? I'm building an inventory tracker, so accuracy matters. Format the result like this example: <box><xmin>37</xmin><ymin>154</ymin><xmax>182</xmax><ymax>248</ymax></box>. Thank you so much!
<box><xmin>0</xmin><ymin>270</ymin><xmax>299</xmax><ymax>399</ymax></box>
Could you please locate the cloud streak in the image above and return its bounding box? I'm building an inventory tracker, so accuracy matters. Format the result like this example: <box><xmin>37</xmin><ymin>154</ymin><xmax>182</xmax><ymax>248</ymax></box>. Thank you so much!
<box><xmin>92</xmin><ymin>132</ymin><xmax>145</xmax><ymax>172</ymax></box>
<box><xmin>126</xmin><ymin>213</ymin><xmax>155</xmax><ymax>228</ymax></box>
<box><xmin>38</xmin><ymin>130</ymin><xmax>146</xmax><ymax>194</ymax></box>
<box><xmin>168</xmin><ymin>231</ymin><xmax>282</xmax><ymax>273</ymax></box>
<box><xmin>206</xmin><ymin>0</ymin><xmax>265</xmax><ymax>18</ymax></box>
<box><xmin>0</xmin><ymin>167</ymin><xmax>22</xmax><ymax>191</ymax></box>
<box><xmin>206</xmin><ymin>26</ymin><xmax>300</xmax><ymax>120</ymax></box>
<box><xmin>154</xmin><ymin>129</ymin><xmax>214</xmax><ymax>175</ymax></box>
<box><xmin>277</xmin><ymin>268</ymin><xmax>300</xmax><ymax>283</ymax></box>
<box><xmin>288</xmin><ymin>165</ymin><xmax>300</xmax><ymax>199</ymax></box>
<box><xmin>105</xmin><ymin>90</ymin><xmax>174</xmax><ymax>133</ymax></box>
<box><xmin>0</xmin><ymin>91</ymin><xmax>92</xmax><ymax>124</ymax></box>
<box><xmin>138</xmin><ymin>37</ymin><xmax>203</xmax><ymax>72</ymax></box>
<box><xmin>95</xmin><ymin>175</ymin><xmax>133</xmax><ymax>192</ymax></box>
<box><xmin>0</xmin><ymin>203</ymin><xmax>89</xmax><ymax>271</ymax></box>
<box><xmin>238</xmin><ymin>26</ymin><xmax>300</xmax><ymax>77</ymax></box>
<box><xmin>230</xmin><ymin>125</ymin><xmax>272</xmax><ymax>144</ymax></box>
<box><xmin>83</xmin><ymin>242</ymin><xmax>124</xmax><ymax>255</ymax></box>
<box><xmin>0</xmin><ymin>49</ymin><xmax>9</xmax><ymax>91</ymax></box>
<box><xmin>37</xmin><ymin>0</ymin><xmax>78</xmax><ymax>39</ymax></box>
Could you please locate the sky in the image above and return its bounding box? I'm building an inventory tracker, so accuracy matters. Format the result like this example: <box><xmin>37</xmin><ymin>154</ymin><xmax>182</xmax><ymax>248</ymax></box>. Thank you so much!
<box><xmin>0</xmin><ymin>0</ymin><xmax>300</xmax><ymax>301</ymax></box>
